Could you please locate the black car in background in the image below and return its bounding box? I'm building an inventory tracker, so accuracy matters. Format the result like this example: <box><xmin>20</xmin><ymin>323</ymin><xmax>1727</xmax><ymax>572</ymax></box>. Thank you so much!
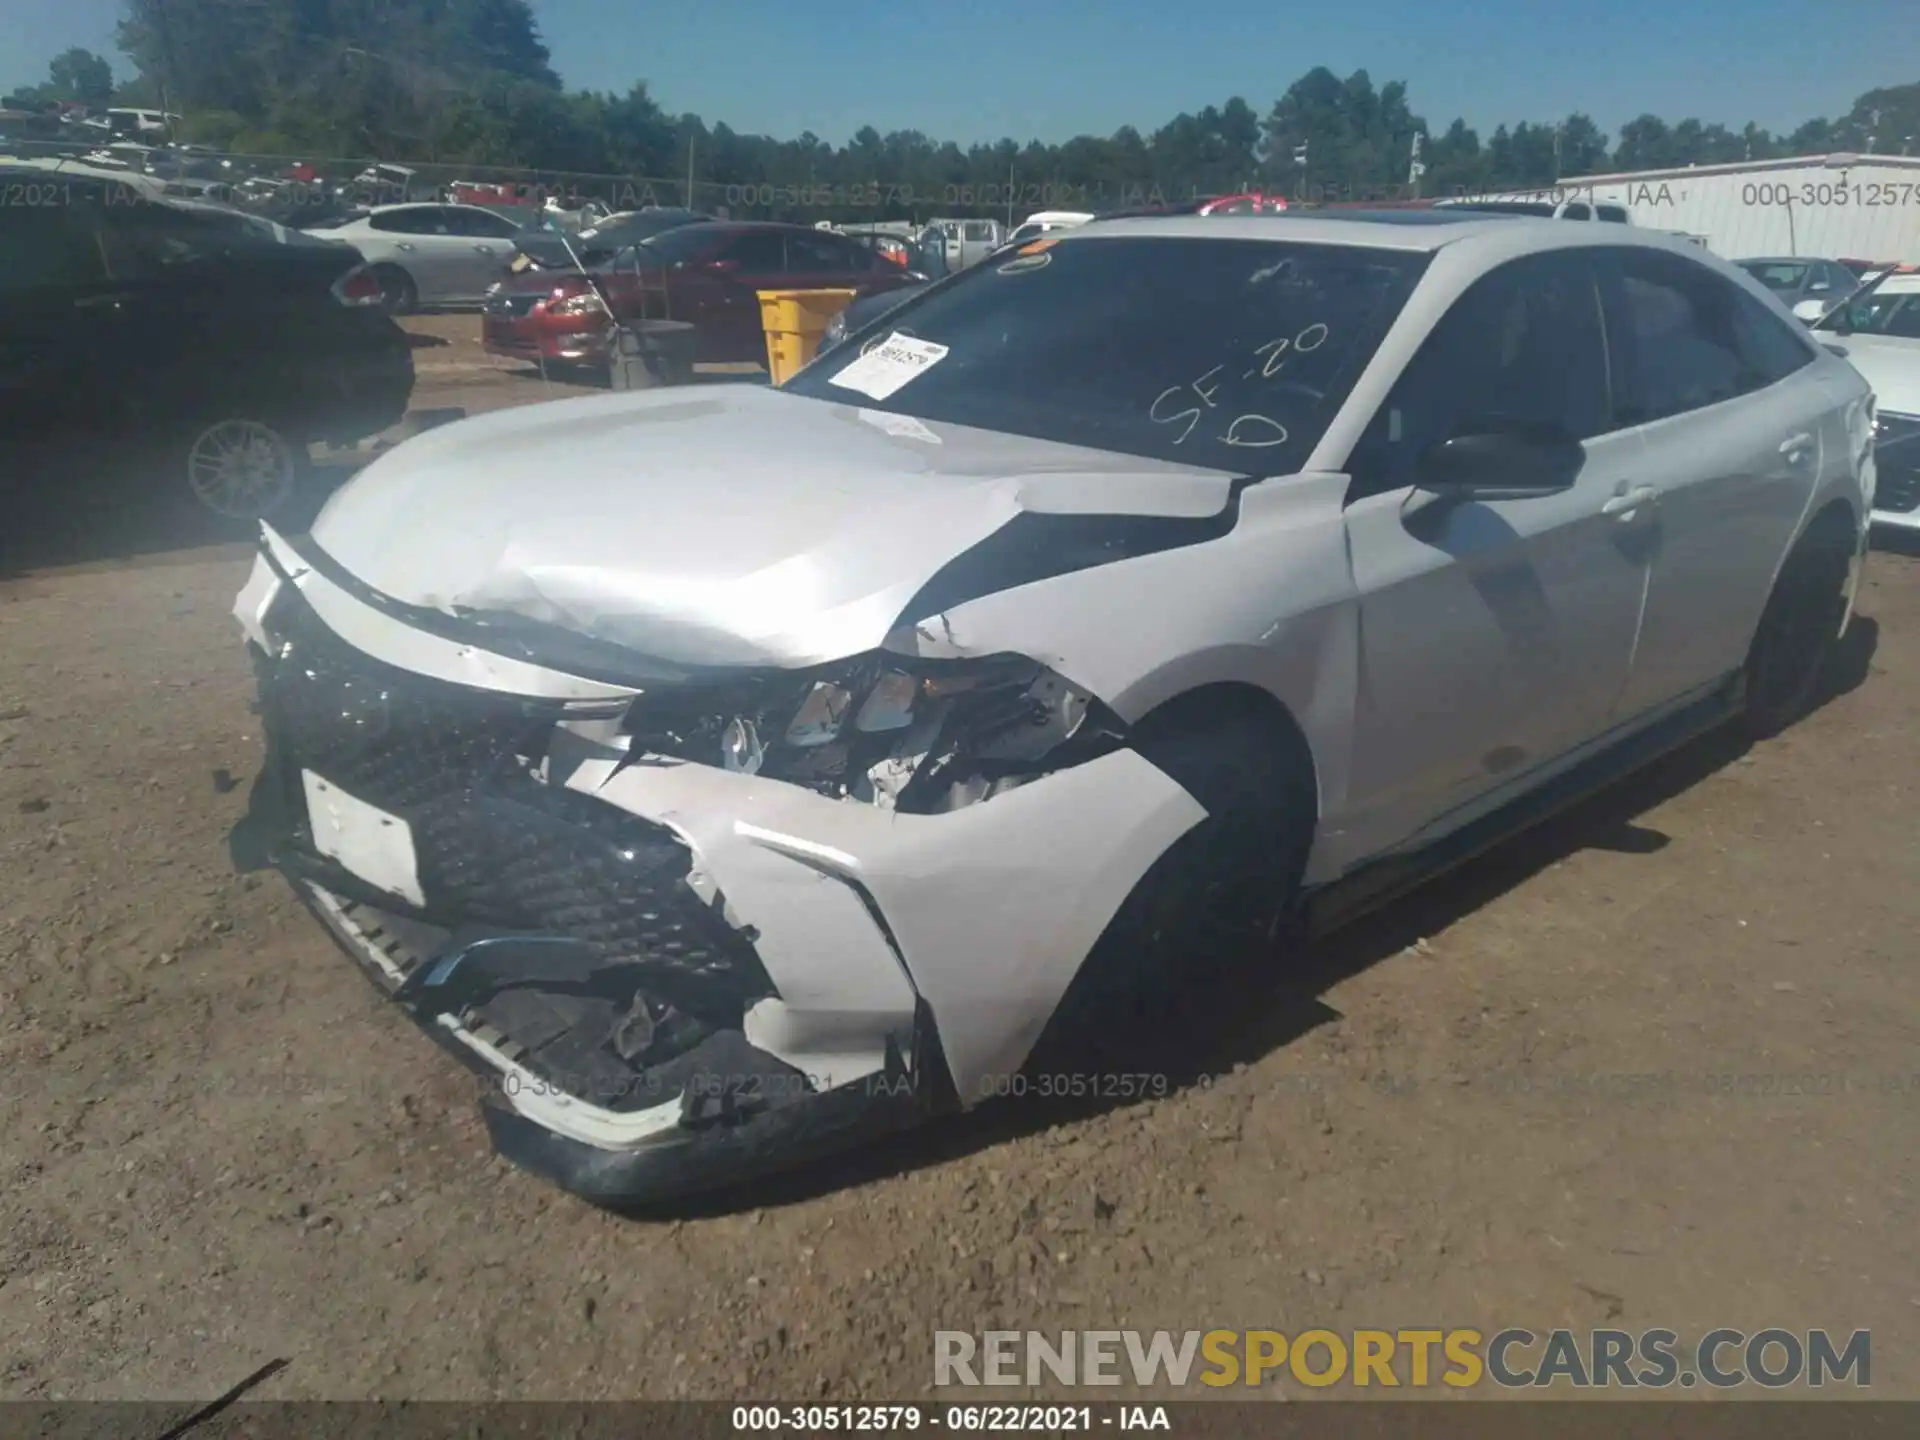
<box><xmin>1</xmin><ymin>167</ymin><xmax>415</xmax><ymax>526</ymax></box>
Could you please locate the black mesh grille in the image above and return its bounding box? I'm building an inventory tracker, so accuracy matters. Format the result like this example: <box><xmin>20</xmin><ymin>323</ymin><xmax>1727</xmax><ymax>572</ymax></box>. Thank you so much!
<box><xmin>258</xmin><ymin>588</ymin><xmax>773</xmax><ymax>1018</ymax></box>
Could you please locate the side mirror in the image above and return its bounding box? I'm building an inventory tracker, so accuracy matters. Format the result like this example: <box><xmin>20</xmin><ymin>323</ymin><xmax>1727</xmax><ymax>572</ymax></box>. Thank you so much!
<box><xmin>1792</xmin><ymin>298</ymin><xmax>1826</xmax><ymax>324</ymax></box>
<box><xmin>1416</xmin><ymin>424</ymin><xmax>1584</xmax><ymax>500</ymax></box>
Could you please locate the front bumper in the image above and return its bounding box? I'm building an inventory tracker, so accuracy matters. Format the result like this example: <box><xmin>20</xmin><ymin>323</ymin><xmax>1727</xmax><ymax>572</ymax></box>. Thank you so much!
<box><xmin>482</xmin><ymin>315</ymin><xmax>608</xmax><ymax>364</ymax></box>
<box><xmin>230</xmin><ymin>531</ymin><xmax>1204</xmax><ymax>1204</ymax></box>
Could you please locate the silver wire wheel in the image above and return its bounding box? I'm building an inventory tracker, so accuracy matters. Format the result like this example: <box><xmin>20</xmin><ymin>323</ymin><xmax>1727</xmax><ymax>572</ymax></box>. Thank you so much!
<box><xmin>185</xmin><ymin>419</ymin><xmax>300</xmax><ymax>520</ymax></box>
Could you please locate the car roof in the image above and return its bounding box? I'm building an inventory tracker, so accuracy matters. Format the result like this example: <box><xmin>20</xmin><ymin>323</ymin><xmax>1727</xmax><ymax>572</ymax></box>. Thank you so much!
<box><xmin>1059</xmin><ymin>211</ymin><xmax>1709</xmax><ymax>255</ymax></box>
<box><xmin>1737</xmin><ymin>256</ymin><xmax>1817</xmax><ymax>266</ymax></box>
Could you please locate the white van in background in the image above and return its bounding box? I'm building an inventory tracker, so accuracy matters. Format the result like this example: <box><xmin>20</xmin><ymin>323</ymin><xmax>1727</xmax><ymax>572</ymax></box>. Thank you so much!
<box><xmin>105</xmin><ymin>108</ymin><xmax>181</xmax><ymax>138</ymax></box>
<box><xmin>926</xmin><ymin>216</ymin><xmax>1005</xmax><ymax>269</ymax></box>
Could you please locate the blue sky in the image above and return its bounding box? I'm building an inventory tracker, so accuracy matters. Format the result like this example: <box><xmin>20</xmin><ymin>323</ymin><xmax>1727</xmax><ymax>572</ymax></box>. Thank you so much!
<box><xmin>6</xmin><ymin>0</ymin><xmax>1918</xmax><ymax>147</ymax></box>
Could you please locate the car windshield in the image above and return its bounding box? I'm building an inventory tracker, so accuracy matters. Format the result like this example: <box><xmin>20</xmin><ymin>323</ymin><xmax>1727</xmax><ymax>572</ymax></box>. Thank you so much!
<box><xmin>784</xmin><ymin>236</ymin><xmax>1430</xmax><ymax>474</ymax></box>
<box><xmin>1738</xmin><ymin>261</ymin><xmax>1809</xmax><ymax>292</ymax></box>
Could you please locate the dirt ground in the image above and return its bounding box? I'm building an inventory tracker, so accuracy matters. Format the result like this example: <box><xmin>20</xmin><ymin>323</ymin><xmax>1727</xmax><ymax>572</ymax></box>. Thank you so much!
<box><xmin>1</xmin><ymin>316</ymin><xmax>1917</xmax><ymax>1402</ymax></box>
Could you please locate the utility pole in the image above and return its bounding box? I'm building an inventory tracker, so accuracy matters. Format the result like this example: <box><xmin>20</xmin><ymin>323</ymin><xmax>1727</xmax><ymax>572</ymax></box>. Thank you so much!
<box><xmin>1292</xmin><ymin>140</ymin><xmax>1309</xmax><ymax>201</ymax></box>
<box><xmin>150</xmin><ymin>0</ymin><xmax>180</xmax><ymax>138</ymax></box>
<box><xmin>1407</xmin><ymin>131</ymin><xmax>1425</xmax><ymax>197</ymax></box>
<box><xmin>685</xmin><ymin>132</ymin><xmax>696</xmax><ymax>209</ymax></box>
<box><xmin>1867</xmin><ymin>108</ymin><xmax>1881</xmax><ymax>154</ymax></box>
<box><xmin>1552</xmin><ymin>122</ymin><xmax>1563</xmax><ymax>178</ymax></box>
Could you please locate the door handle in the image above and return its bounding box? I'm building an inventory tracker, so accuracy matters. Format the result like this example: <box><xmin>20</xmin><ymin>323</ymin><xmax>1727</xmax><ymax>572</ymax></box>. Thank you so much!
<box><xmin>1780</xmin><ymin>433</ymin><xmax>1814</xmax><ymax>463</ymax></box>
<box><xmin>394</xmin><ymin>242</ymin><xmax>416</xmax><ymax>251</ymax></box>
<box><xmin>473</xmin><ymin>244</ymin><xmax>497</xmax><ymax>253</ymax></box>
<box><xmin>73</xmin><ymin>292</ymin><xmax>136</xmax><ymax>310</ymax></box>
<box><xmin>1600</xmin><ymin>484</ymin><xmax>1658</xmax><ymax>517</ymax></box>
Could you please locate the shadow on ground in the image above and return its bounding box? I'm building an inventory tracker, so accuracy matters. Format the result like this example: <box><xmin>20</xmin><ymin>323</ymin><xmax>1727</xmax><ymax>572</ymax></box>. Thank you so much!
<box><xmin>641</xmin><ymin>616</ymin><xmax>1880</xmax><ymax>1219</ymax></box>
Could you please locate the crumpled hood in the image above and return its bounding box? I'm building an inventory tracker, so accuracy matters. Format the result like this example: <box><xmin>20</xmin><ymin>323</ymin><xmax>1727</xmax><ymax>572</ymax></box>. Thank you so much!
<box><xmin>308</xmin><ymin>384</ymin><xmax>1236</xmax><ymax>667</ymax></box>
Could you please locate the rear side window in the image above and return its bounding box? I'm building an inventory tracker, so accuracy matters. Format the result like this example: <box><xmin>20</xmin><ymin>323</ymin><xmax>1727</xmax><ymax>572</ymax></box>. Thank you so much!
<box><xmin>369</xmin><ymin>207</ymin><xmax>447</xmax><ymax>235</ymax></box>
<box><xmin>787</xmin><ymin>231</ymin><xmax>865</xmax><ymax>274</ymax></box>
<box><xmin>1602</xmin><ymin>249</ymin><xmax>1811</xmax><ymax>423</ymax></box>
<box><xmin>96</xmin><ymin>202</ymin><xmax>255</xmax><ymax>278</ymax></box>
<box><xmin>1348</xmin><ymin>248</ymin><xmax>1611</xmax><ymax>497</ymax></box>
<box><xmin>445</xmin><ymin>207</ymin><xmax>520</xmax><ymax>239</ymax></box>
<box><xmin>0</xmin><ymin>205</ymin><xmax>110</xmax><ymax>293</ymax></box>
<box><xmin>1596</xmin><ymin>205</ymin><xmax>1630</xmax><ymax>223</ymax></box>
<box><xmin>720</xmin><ymin>230</ymin><xmax>788</xmax><ymax>270</ymax></box>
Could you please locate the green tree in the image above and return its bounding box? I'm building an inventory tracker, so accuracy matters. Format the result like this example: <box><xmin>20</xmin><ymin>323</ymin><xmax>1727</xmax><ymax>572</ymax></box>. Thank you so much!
<box><xmin>48</xmin><ymin>47</ymin><xmax>116</xmax><ymax>107</ymax></box>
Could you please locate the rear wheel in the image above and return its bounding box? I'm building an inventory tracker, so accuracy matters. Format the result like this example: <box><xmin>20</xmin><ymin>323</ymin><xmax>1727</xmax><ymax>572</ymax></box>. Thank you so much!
<box><xmin>1742</xmin><ymin>511</ymin><xmax>1855</xmax><ymax>739</ymax></box>
<box><xmin>1028</xmin><ymin>709</ymin><xmax>1316</xmax><ymax>1071</ymax></box>
<box><xmin>181</xmin><ymin>416</ymin><xmax>307</xmax><ymax>521</ymax></box>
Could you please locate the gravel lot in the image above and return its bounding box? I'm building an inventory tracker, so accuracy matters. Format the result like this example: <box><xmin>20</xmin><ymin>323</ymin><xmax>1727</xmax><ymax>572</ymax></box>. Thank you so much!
<box><xmin>2</xmin><ymin>318</ymin><xmax>1916</xmax><ymax>1401</ymax></box>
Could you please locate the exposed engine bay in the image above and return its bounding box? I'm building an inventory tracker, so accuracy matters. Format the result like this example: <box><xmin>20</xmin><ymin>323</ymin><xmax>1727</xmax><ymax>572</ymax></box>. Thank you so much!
<box><xmin>613</xmin><ymin>651</ymin><xmax>1121</xmax><ymax>814</ymax></box>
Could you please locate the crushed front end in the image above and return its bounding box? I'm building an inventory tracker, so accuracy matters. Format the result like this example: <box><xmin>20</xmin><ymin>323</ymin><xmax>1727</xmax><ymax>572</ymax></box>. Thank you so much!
<box><xmin>229</xmin><ymin>526</ymin><xmax>1207</xmax><ymax>1206</ymax></box>
<box><xmin>230</xmin><ymin>543</ymin><xmax>944</xmax><ymax>1207</ymax></box>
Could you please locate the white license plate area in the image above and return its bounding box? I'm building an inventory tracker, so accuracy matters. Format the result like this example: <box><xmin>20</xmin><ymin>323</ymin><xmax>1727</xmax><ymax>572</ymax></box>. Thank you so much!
<box><xmin>300</xmin><ymin>770</ymin><xmax>425</xmax><ymax>907</ymax></box>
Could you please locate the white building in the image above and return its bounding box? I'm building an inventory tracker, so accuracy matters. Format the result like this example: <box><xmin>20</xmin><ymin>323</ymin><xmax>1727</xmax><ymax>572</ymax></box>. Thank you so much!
<box><xmin>1483</xmin><ymin>153</ymin><xmax>1920</xmax><ymax>262</ymax></box>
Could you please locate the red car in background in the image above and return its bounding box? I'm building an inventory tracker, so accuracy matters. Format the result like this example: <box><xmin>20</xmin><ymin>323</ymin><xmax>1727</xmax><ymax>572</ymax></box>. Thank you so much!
<box><xmin>482</xmin><ymin>221</ymin><xmax>924</xmax><ymax>369</ymax></box>
<box><xmin>1195</xmin><ymin>192</ymin><xmax>1289</xmax><ymax>215</ymax></box>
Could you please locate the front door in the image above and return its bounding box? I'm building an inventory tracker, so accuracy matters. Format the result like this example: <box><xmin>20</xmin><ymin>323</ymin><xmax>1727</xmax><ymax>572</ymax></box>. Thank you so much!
<box><xmin>1336</xmin><ymin>248</ymin><xmax>1655</xmax><ymax>863</ymax></box>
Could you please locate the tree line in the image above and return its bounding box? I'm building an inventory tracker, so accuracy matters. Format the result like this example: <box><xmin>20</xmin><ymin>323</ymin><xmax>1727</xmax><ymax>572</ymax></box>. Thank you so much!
<box><xmin>7</xmin><ymin>1</ymin><xmax>1918</xmax><ymax>213</ymax></box>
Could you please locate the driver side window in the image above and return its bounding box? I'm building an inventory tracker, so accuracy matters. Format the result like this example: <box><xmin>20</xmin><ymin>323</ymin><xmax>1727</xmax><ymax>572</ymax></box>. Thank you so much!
<box><xmin>1348</xmin><ymin>250</ymin><xmax>1612</xmax><ymax>500</ymax></box>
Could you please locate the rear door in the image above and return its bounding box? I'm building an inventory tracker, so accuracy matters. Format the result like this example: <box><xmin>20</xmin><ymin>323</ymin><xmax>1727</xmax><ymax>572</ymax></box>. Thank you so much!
<box><xmin>1596</xmin><ymin>247</ymin><xmax>1832</xmax><ymax>719</ymax></box>
<box><xmin>364</xmin><ymin>206</ymin><xmax>472</xmax><ymax>303</ymax></box>
<box><xmin>1338</xmin><ymin>247</ymin><xmax>1654</xmax><ymax>862</ymax></box>
<box><xmin>693</xmin><ymin>228</ymin><xmax>789</xmax><ymax>362</ymax></box>
<box><xmin>442</xmin><ymin>205</ymin><xmax>523</xmax><ymax>296</ymax></box>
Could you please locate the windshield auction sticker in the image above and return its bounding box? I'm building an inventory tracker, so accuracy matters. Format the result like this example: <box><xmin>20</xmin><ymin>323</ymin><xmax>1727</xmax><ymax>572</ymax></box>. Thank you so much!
<box><xmin>829</xmin><ymin>332</ymin><xmax>951</xmax><ymax>401</ymax></box>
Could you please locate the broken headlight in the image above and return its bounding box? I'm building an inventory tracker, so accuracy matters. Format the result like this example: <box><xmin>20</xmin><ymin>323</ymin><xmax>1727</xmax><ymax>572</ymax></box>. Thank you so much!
<box><xmin>620</xmin><ymin>654</ymin><xmax>1118</xmax><ymax>811</ymax></box>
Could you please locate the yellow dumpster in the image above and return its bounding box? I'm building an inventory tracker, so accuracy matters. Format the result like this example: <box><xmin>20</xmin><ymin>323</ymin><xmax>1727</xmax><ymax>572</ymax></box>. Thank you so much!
<box><xmin>757</xmin><ymin>288</ymin><xmax>858</xmax><ymax>385</ymax></box>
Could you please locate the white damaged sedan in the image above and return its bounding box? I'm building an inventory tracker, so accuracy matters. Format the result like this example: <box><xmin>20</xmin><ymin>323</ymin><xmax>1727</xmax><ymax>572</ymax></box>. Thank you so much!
<box><xmin>231</xmin><ymin>213</ymin><xmax>1873</xmax><ymax>1205</ymax></box>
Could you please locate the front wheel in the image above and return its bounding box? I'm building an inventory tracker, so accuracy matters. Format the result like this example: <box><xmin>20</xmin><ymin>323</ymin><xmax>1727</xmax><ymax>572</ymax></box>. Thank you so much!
<box><xmin>1742</xmin><ymin>512</ymin><xmax>1855</xmax><ymax>739</ymax></box>
<box><xmin>1027</xmin><ymin>710</ymin><xmax>1316</xmax><ymax>1071</ymax></box>
<box><xmin>181</xmin><ymin>417</ymin><xmax>308</xmax><ymax>521</ymax></box>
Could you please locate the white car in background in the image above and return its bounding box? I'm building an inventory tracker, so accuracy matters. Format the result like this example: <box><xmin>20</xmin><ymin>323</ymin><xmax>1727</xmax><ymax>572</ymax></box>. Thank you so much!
<box><xmin>304</xmin><ymin>202</ymin><xmax>527</xmax><ymax>312</ymax></box>
<box><xmin>1813</xmin><ymin>267</ymin><xmax>1920</xmax><ymax>531</ymax></box>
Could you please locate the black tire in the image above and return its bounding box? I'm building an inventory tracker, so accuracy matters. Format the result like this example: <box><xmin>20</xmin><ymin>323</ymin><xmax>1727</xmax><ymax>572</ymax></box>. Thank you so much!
<box><xmin>1028</xmin><ymin>709</ymin><xmax>1317</xmax><ymax>1071</ymax></box>
<box><xmin>1743</xmin><ymin>512</ymin><xmax>1855</xmax><ymax>739</ymax></box>
<box><xmin>372</xmin><ymin>265</ymin><xmax>418</xmax><ymax>316</ymax></box>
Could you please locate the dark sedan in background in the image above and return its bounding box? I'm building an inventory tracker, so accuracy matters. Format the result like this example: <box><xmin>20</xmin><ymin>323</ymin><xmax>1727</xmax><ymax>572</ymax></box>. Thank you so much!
<box><xmin>482</xmin><ymin>220</ymin><xmax>921</xmax><ymax>370</ymax></box>
<box><xmin>2</xmin><ymin>167</ymin><xmax>413</xmax><ymax>527</ymax></box>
